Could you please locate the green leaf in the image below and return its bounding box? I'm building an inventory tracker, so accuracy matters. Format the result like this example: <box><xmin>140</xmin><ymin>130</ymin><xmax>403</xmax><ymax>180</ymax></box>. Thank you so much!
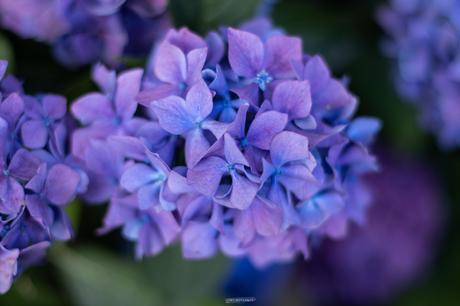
<box><xmin>170</xmin><ymin>0</ymin><xmax>261</xmax><ymax>33</ymax></box>
<box><xmin>51</xmin><ymin>246</ymin><xmax>162</xmax><ymax>306</ymax></box>
<box><xmin>141</xmin><ymin>246</ymin><xmax>231</xmax><ymax>306</ymax></box>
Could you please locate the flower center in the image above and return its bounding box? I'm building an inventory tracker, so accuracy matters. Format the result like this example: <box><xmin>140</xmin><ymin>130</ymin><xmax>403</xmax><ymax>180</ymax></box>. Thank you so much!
<box><xmin>255</xmin><ymin>70</ymin><xmax>273</xmax><ymax>91</ymax></box>
<box><xmin>240</xmin><ymin>137</ymin><xmax>249</xmax><ymax>148</ymax></box>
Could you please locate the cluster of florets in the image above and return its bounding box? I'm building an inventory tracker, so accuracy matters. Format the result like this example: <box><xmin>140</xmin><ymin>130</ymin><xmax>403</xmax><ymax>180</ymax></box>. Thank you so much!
<box><xmin>72</xmin><ymin>21</ymin><xmax>380</xmax><ymax>267</ymax></box>
<box><xmin>302</xmin><ymin>148</ymin><xmax>443</xmax><ymax>305</ymax></box>
<box><xmin>0</xmin><ymin>0</ymin><xmax>170</xmax><ymax>67</ymax></box>
<box><xmin>0</xmin><ymin>60</ymin><xmax>87</xmax><ymax>293</ymax></box>
<box><xmin>378</xmin><ymin>0</ymin><xmax>460</xmax><ymax>147</ymax></box>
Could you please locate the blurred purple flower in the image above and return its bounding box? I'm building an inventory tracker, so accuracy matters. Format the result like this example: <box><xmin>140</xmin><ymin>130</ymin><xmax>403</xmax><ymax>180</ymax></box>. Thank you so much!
<box><xmin>0</xmin><ymin>61</ymin><xmax>86</xmax><ymax>294</ymax></box>
<box><xmin>301</xmin><ymin>148</ymin><xmax>444</xmax><ymax>305</ymax></box>
<box><xmin>0</xmin><ymin>0</ymin><xmax>170</xmax><ymax>67</ymax></box>
<box><xmin>378</xmin><ymin>0</ymin><xmax>460</xmax><ymax>147</ymax></box>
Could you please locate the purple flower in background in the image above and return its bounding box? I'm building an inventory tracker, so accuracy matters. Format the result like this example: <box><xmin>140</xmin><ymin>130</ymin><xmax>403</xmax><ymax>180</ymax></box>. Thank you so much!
<box><xmin>0</xmin><ymin>61</ymin><xmax>86</xmax><ymax>294</ymax></box>
<box><xmin>300</xmin><ymin>148</ymin><xmax>444</xmax><ymax>305</ymax></box>
<box><xmin>0</xmin><ymin>0</ymin><xmax>171</xmax><ymax>67</ymax></box>
<box><xmin>76</xmin><ymin>20</ymin><xmax>379</xmax><ymax>267</ymax></box>
<box><xmin>378</xmin><ymin>0</ymin><xmax>460</xmax><ymax>147</ymax></box>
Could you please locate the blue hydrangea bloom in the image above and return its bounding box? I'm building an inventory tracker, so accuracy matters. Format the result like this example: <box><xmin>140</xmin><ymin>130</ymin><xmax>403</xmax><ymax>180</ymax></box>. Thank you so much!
<box><xmin>378</xmin><ymin>0</ymin><xmax>460</xmax><ymax>147</ymax></box>
<box><xmin>0</xmin><ymin>60</ymin><xmax>87</xmax><ymax>294</ymax></box>
<box><xmin>74</xmin><ymin>21</ymin><xmax>380</xmax><ymax>266</ymax></box>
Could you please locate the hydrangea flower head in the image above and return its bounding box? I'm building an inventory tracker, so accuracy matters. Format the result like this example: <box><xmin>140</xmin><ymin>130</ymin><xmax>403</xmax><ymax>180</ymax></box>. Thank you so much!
<box><xmin>76</xmin><ymin>21</ymin><xmax>380</xmax><ymax>266</ymax></box>
<box><xmin>0</xmin><ymin>0</ymin><xmax>171</xmax><ymax>67</ymax></box>
<box><xmin>378</xmin><ymin>0</ymin><xmax>460</xmax><ymax>147</ymax></box>
<box><xmin>0</xmin><ymin>61</ymin><xmax>87</xmax><ymax>294</ymax></box>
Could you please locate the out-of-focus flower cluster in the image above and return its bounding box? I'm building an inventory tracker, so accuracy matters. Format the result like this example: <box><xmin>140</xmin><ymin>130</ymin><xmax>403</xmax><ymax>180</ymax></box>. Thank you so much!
<box><xmin>0</xmin><ymin>60</ymin><xmax>87</xmax><ymax>294</ymax></box>
<box><xmin>72</xmin><ymin>20</ymin><xmax>380</xmax><ymax>267</ymax></box>
<box><xmin>301</xmin><ymin>148</ymin><xmax>444</xmax><ymax>305</ymax></box>
<box><xmin>378</xmin><ymin>0</ymin><xmax>460</xmax><ymax>148</ymax></box>
<box><xmin>0</xmin><ymin>0</ymin><xmax>170</xmax><ymax>67</ymax></box>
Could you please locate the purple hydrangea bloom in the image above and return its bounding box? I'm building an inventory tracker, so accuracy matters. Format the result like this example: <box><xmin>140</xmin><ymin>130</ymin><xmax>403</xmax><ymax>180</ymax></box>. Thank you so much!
<box><xmin>75</xmin><ymin>21</ymin><xmax>380</xmax><ymax>266</ymax></box>
<box><xmin>0</xmin><ymin>0</ymin><xmax>171</xmax><ymax>67</ymax></box>
<box><xmin>301</xmin><ymin>148</ymin><xmax>444</xmax><ymax>305</ymax></box>
<box><xmin>378</xmin><ymin>0</ymin><xmax>460</xmax><ymax>147</ymax></box>
<box><xmin>0</xmin><ymin>60</ymin><xmax>87</xmax><ymax>294</ymax></box>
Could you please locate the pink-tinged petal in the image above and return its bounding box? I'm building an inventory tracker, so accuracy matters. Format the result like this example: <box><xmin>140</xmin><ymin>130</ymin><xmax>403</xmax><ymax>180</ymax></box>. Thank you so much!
<box><xmin>201</xmin><ymin>120</ymin><xmax>230</xmax><ymax>139</ymax></box>
<box><xmin>167</xmin><ymin>170</ymin><xmax>194</xmax><ymax>194</ymax></box>
<box><xmin>70</xmin><ymin>123</ymin><xmax>116</xmax><ymax>159</ymax></box>
<box><xmin>0</xmin><ymin>245</ymin><xmax>19</xmax><ymax>294</ymax></box>
<box><xmin>25</xmin><ymin>164</ymin><xmax>47</xmax><ymax>194</ymax></box>
<box><xmin>154</xmin><ymin>42</ymin><xmax>186</xmax><ymax>84</ymax></box>
<box><xmin>219</xmin><ymin>231</ymin><xmax>245</xmax><ymax>257</ymax></box>
<box><xmin>45</xmin><ymin>164</ymin><xmax>80</xmax><ymax>206</ymax></box>
<box><xmin>136</xmin><ymin>84</ymin><xmax>179</xmax><ymax>107</ymax></box>
<box><xmin>270</xmin><ymin>131</ymin><xmax>310</xmax><ymax>166</ymax></box>
<box><xmin>21</xmin><ymin>119</ymin><xmax>48</xmax><ymax>149</ymax></box>
<box><xmin>146</xmin><ymin>150</ymin><xmax>170</xmax><ymax>175</ymax></box>
<box><xmin>278</xmin><ymin>164</ymin><xmax>319</xmax><ymax>200</ymax></box>
<box><xmin>92</xmin><ymin>63</ymin><xmax>116</xmax><ymax>94</ymax></box>
<box><xmin>26</xmin><ymin>194</ymin><xmax>48</xmax><ymax>226</ymax></box>
<box><xmin>165</xmin><ymin>28</ymin><xmax>207</xmax><ymax>53</ymax></box>
<box><xmin>247</xmin><ymin>110</ymin><xmax>288</xmax><ymax>150</ymax></box>
<box><xmin>0</xmin><ymin>93</ymin><xmax>24</xmax><ymax>127</ymax></box>
<box><xmin>185</xmin><ymin>129</ymin><xmax>209</xmax><ymax>168</ymax></box>
<box><xmin>115</xmin><ymin>68</ymin><xmax>143</xmax><ymax>120</ymax></box>
<box><xmin>184</xmin><ymin>81</ymin><xmax>213</xmax><ymax>120</ymax></box>
<box><xmin>272</xmin><ymin>80</ymin><xmax>312</xmax><ymax>119</ymax></box>
<box><xmin>224</xmin><ymin>133</ymin><xmax>249</xmax><ymax>166</ymax></box>
<box><xmin>230</xmin><ymin>172</ymin><xmax>258</xmax><ymax>210</ymax></box>
<box><xmin>84</xmin><ymin>140</ymin><xmax>123</xmax><ymax>178</ymax></box>
<box><xmin>152</xmin><ymin>96</ymin><xmax>194</xmax><ymax>134</ymax></box>
<box><xmin>264</xmin><ymin>35</ymin><xmax>302</xmax><ymax>77</ymax></box>
<box><xmin>120</xmin><ymin>163</ymin><xmax>157</xmax><ymax>192</ymax></box>
<box><xmin>303</xmin><ymin>55</ymin><xmax>330</xmax><ymax>93</ymax></box>
<box><xmin>8</xmin><ymin>149</ymin><xmax>40</xmax><ymax>180</ymax></box>
<box><xmin>232</xmin><ymin>83</ymin><xmax>260</xmax><ymax>106</ymax></box>
<box><xmin>252</xmin><ymin>197</ymin><xmax>283</xmax><ymax>236</ymax></box>
<box><xmin>227</xmin><ymin>103</ymin><xmax>249</xmax><ymax>138</ymax></box>
<box><xmin>108</xmin><ymin>135</ymin><xmax>145</xmax><ymax>161</ymax></box>
<box><xmin>153</xmin><ymin>209</ymin><xmax>180</xmax><ymax>244</ymax></box>
<box><xmin>234</xmin><ymin>210</ymin><xmax>255</xmax><ymax>245</ymax></box>
<box><xmin>42</xmin><ymin>94</ymin><xmax>66</xmax><ymax>119</ymax></box>
<box><xmin>0</xmin><ymin>177</ymin><xmax>24</xmax><ymax>215</ymax></box>
<box><xmin>71</xmin><ymin>93</ymin><xmax>114</xmax><ymax>124</ymax></box>
<box><xmin>182</xmin><ymin>222</ymin><xmax>217</xmax><ymax>259</ymax></box>
<box><xmin>186</xmin><ymin>47</ymin><xmax>207</xmax><ymax>84</ymax></box>
<box><xmin>227</xmin><ymin>28</ymin><xmax>264</xmax><ymax>77</ymax></box>
<box><xmin>187</xmin><ymin>156</ymin><xmax>227</xmax><ymax>196</ymax></box>
<box><xmin>315</xmin><ymin>79</ymin><xmax>355</xmax><ymax>114</ymax></box>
